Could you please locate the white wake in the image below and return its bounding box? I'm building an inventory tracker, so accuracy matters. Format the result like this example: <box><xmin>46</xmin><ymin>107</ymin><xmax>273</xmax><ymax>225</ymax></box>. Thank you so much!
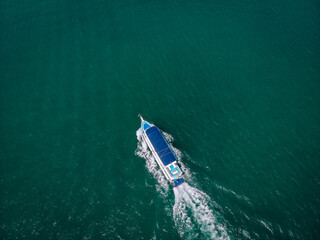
<box><xmin>173</xmin><ymin>183</ymin><xmax>230</xmax><ymax>239</ymax></box>
<box><xmin>135</xmin><ymin>127</ymin><xmax>230</xmax><ymax>239</ymax></box>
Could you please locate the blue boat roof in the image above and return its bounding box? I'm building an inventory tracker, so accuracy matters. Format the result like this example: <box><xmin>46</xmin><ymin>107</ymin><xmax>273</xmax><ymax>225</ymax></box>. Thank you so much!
<box><xmin>146</xmin><ymin>126</ymin><xmax>177</xmax><ymax>166</ymax></box>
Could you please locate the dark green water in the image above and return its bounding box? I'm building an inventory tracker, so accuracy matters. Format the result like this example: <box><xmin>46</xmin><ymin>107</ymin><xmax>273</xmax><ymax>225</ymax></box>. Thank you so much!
<box><xmin>1</xmin><ymin>0</ymin><xmax>320</xmax><ymax>239</ymax></box>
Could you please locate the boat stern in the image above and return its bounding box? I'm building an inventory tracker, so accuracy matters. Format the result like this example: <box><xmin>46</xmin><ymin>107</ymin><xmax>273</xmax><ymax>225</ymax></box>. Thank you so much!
<box><xmin>172</xmin><ymin>178</ymin><xmax>184</xmax><ymax>187</ymax></box>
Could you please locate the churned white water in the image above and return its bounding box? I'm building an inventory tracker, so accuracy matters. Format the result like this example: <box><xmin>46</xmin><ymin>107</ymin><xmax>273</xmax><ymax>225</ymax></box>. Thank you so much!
<box><xmin>135</xmin><ymin>127</ymin><xmax>230</xmax><ymax>239</ymax></box>
<box><xmin>173</xmin><ymin>183</ymin><xmax>230</xmax><ymax>240</ymax></box>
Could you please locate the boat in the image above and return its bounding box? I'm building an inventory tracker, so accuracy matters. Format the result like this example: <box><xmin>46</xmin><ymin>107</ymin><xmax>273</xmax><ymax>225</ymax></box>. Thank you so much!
<box><xmin>139</xmin><ymin>114</ymin><xmax>184</xmax><ymax>187</ymax></box>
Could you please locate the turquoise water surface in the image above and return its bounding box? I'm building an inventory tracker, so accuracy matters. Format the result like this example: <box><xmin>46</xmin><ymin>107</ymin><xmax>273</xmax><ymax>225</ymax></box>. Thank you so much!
<box><xmin>1</xmin><ymin>0</ymin><xmax>320</xmax><ymax>239</ymax></box>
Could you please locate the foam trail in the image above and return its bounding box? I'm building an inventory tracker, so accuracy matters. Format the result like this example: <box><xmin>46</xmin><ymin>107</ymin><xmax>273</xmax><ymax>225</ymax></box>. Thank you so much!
<box><xmin>173</xmin><ymin>183</ymin><xmax>230</xmax><ymax>240</ymax></box>
<box><xmin>136</xmin><ymin>127</ymin><xmax>230</xmax><ymax>239</ymax></box>
<box><xmin>214</xmin><ymin>183</ymin><xmax>252</xmax><ymax>205</ymax></box>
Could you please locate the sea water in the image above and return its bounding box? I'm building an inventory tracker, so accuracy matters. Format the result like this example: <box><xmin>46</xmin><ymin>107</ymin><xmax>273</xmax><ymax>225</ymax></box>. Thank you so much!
<box><xmin>1</xmin><ymin>0</ymin><xmax>319</xmax><ymax>239</ymax></box>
